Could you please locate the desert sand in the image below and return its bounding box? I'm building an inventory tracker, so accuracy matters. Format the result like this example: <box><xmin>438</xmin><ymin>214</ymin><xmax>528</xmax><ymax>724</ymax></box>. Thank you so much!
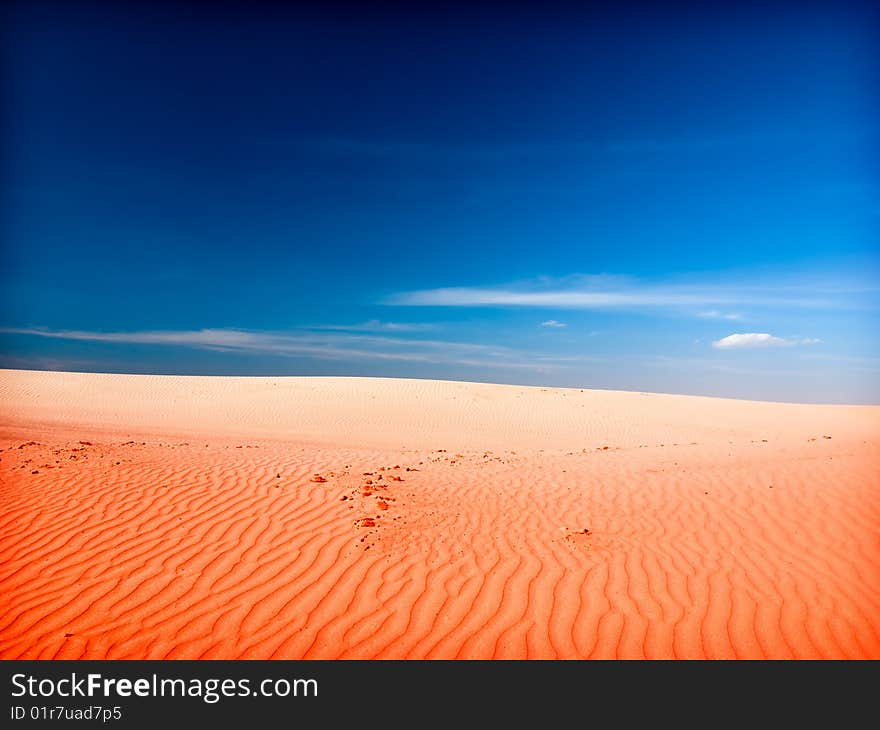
<box><xmin>0</xmin><ymin>368</ymin><xmax>878</xmax><ymax>659</ymax></box>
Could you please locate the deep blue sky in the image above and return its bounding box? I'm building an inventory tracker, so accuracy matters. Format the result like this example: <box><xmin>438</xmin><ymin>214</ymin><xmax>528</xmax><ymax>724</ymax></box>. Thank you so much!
<box><xmin>2</xmin><ymin>1</ymin><xmax>878</xmax><ymax>402</ymax></box>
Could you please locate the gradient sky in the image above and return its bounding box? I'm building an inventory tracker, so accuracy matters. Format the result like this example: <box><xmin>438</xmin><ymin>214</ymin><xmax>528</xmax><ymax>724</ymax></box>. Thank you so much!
<box><xmin>2</xmin><ymin>1</ymin><xmax>878</xmax><ymax>403</ymax></box>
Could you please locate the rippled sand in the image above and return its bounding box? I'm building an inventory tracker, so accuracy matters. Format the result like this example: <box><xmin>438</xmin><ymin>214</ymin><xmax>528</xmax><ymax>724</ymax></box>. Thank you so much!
<box><xmin>1</xmin><ymin>369</ymin><xmax>878</xmax><ymax>659</ymax></box>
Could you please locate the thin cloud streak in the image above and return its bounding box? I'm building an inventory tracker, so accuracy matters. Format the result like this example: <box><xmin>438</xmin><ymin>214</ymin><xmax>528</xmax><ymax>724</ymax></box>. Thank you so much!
<box><xmin>698</xmin><ymin>310</ymin><xmax>743</xmax><ymax>321</ymax></box>
<box><xmin>0</xmin><ymin>327</ymin><xmax>570</xmax><ymax>372</ymax></box>
<box><xmin>305</xmin><ymin>320</ymin><xmax>437</xmax><ymax>333</ymax></box>
<box><xmin>384</xmin><ymin>283</ymin><xmax>843</xmax><ymax>311</ymax></box>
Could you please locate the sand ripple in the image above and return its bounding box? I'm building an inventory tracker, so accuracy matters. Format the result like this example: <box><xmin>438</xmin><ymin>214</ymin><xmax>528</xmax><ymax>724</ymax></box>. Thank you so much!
<box><xmin>1</xmin><ymin>370</ymin><xmax>878</xmax><ymax>659</ymax></box>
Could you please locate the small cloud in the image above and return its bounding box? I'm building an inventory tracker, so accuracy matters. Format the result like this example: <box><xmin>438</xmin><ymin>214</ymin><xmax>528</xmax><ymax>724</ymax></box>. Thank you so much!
<box><xmin>713</xmin><ymin>333</ymin><xmax>789</xmax><ymax>349</ymax></box>
<box><xmin>540</xmin><ymin>320</ymin><xmax>567</xmax><ymax>328</ymax></box>
<box><xmin>712</xmin><ymin>333</ymin><xmax>821</xmax><ymax>349</ymax></box>
<box><xmin>698</xmin><ymin>310</ymin><xmax>743</xmax><ymax>321</ymax></box>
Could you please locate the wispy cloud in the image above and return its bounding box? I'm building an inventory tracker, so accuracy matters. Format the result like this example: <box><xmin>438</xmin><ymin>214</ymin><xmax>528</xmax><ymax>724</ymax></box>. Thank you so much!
<box><xmin>698</xmin><ymin>310</ymin><xmax>743</xmax><ymax>321</ymax></box>
<box><xmin>540</xmin><ymin>320</ymin><xmax>567</xmax><ymax>328</ymax></box>
<box><xmin>305</xmin><ymin>320</ymin><xmax>436</xmax><ymax>333</ymax></box>
<box><xmin>712</xmin><ymin>333</ymin><xmax>822</xmax><ymax>350</ymax></box>
<box><xmin>385</xmin><ymin>278</ymin><xmax>845</xmax><ymax>311</ymax></box>
<box><xmin>0</xmin><ymin>327</ymin><xmax>569</xmax><ymax>372</ymax></box>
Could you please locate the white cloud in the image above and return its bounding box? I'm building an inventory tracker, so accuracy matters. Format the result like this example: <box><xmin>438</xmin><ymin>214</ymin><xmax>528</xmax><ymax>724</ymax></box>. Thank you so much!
<box><xmin>307</xmin><ymin>320</ymin><xmax>436</xmax><ymax>333</ymax></box>
<box><xmin>713</xmin><ymin>333</ymin><xmax>790</xmax><ymax>349</ymax></box>
<box><xmin>712</xmin><ymin>333</ymin><xmax>822</xmax><ymax>350</ymax></box>
<box><xmin>385</xmin><ymin>277</ymin><xmax>844</xmax><ymax>311</ymax></box>
<box><xmin>698</xmin><ymin>310</ymin><xmax>743</xmax><ymax>321</ymax></box>
<box><xmin>540</xmin><ymin>320</ymin><xmax>567</xmax><ymax>328</ymax></box>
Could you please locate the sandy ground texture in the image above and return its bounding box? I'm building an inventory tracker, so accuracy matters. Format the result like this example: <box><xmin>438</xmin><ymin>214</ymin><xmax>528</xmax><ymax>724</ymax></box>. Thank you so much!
<box><xmin>1</xmin><ymin>368</ymin><xmax>878</xmax><ymax>659</ymax></box>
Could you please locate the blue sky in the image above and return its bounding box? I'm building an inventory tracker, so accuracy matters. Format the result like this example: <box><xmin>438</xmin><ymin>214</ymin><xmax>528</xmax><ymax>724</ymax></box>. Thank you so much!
<box><xmin>1</xmin><ymin>2</ymin><xmax>878</xmax><ymax>403</ymax></box>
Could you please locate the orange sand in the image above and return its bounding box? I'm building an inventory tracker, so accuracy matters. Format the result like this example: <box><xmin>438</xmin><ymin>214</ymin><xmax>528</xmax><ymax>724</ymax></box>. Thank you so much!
<box><xmin>1</xmin><ymin>369</ymin><xmax>878</xmax><ymax>659</ymax></box>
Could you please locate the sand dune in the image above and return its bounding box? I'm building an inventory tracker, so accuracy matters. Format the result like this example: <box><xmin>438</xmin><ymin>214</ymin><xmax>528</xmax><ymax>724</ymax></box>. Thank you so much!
<box><xmin>1</xmin><ymin>368</ymin><xmax>878</xmax><ymax>659</ymax></box>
